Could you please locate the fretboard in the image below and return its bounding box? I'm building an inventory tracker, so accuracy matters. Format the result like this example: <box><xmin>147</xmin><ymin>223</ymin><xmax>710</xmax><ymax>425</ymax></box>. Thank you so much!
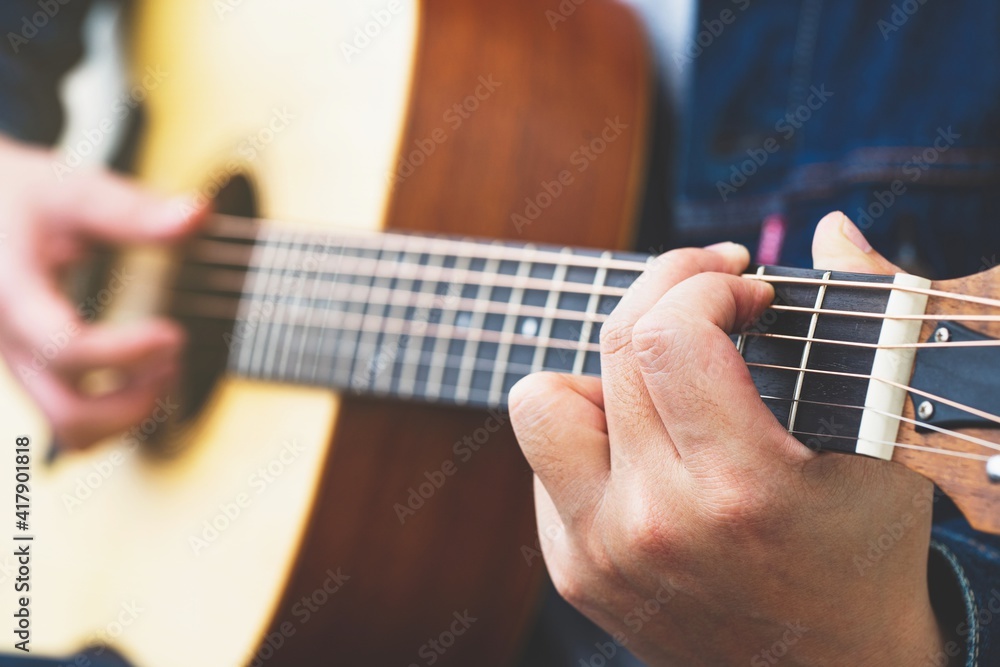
<box><xmin>173</xmin><ymin>221</ymin><xmax>906</xmax><ymax>455</ymax></box>
<box><xmin>206</xmin><ymin>227</ymin><xmax>647</xmax><ymax>407</ymax></box>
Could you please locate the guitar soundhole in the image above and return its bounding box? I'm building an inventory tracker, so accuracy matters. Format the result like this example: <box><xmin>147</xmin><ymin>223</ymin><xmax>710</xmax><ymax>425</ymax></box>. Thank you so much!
<box><xmin>152</xmin><ymin>174</ymin><xmax>259</xmax><ymax>456</ymax></box>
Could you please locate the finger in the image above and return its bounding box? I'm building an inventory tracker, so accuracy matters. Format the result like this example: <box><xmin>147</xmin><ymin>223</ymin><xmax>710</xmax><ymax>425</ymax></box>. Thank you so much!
<box><xmin>43</xmin><ymin>169</ymin><xmax>209</xmax><ymax>244</ymax></box>
<box><xmin>631</xmin><ymin>272</ymin><xmax>803</xmax><ymax>468</ymax></box>
<box><xmin>812</xmin><ymin>211</ymin><xmax>901</xmax><ymax>275</ymax></box>
<box><xmin>510</xmin><ymin>372</ymin><xmax>610</xmax><ymax>524</ymax></box>
<box><xmin>2</xmin><ymin>268</ymin><xmax>183</xmax><ymax>380</ymax></box>
<box><xmin>15</xmin><ymin>355</ymin><xmax>177</xmax><ymax>450</ymax></box>
<box><xmin>600</xmin><ymin>244</ymin><xmax>751</xmax><ymax>468</ymax></box>
<box><xmin>56</xmin><ymin>319</ymin><xmax>184</xmax><ymax>380</ymax></box>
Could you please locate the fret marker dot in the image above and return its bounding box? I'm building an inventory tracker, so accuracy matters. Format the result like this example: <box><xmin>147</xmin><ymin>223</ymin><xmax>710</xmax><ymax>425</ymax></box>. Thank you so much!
<box><xmin>521</xmin><ymin>318</ymin><xmax>539</xmax><ymax>338</ymax></box>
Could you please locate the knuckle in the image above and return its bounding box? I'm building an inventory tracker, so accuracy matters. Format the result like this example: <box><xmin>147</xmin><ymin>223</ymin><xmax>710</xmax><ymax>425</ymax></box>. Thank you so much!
<box><xmin>695</xmin><ymin>471</ymin><xmax>773</xmax><ymax>529</ymax></box>
<box><xmin>631</xmin><ymin>313</ymin><xmax>689</xmax><ymax>376</ymax></box>
<box><xmin>622</xmin><ymin>507</ymin><xmax>673</xmax><ymax>560</ymax></box>
<box><xmin>508</xmin><ymin>373</ymin><xmax>558</xmax><ymax>428</ymax></box>
<box><xmin>619</xmin><ymin>487</ymin><xmax>675</xmax><ymax>559</ymax></box>
<box><xmin>599</xmin><ymin>316</ymin><xmax>633</xmax><ymax>358</ymax></box>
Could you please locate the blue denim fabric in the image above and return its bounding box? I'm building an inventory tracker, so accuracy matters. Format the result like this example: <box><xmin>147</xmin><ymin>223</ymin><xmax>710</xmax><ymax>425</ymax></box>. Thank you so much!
<box><xmin>0</xmin><ymin>0</ymin><xmax>95</xmax><ymax>145</ymax></box>
<box><xmin>670</xmin><ymin>0</ymin><xmax>1000</xmax><ymax>281</ymax></box>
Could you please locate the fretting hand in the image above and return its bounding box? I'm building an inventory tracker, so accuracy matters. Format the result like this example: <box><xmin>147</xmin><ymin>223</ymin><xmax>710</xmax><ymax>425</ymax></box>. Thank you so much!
<box><xmin>509</xmin><ymin>212</ymin><xmax>946</xmax><ymax>665</ymax></box>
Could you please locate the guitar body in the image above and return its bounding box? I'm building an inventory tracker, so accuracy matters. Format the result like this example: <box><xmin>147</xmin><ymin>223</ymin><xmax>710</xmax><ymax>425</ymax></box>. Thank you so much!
<box><xmin>0</xmin><ymin>1</ymin><xmax>650</xmax><ymax>665</ymax></box>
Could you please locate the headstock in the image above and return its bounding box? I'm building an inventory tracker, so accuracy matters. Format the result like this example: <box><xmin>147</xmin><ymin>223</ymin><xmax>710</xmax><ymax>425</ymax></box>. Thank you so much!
<box><xmin>893</xmin><ymin>264</ymin><xmax>1000</xmax><ymax>533</ymax></box>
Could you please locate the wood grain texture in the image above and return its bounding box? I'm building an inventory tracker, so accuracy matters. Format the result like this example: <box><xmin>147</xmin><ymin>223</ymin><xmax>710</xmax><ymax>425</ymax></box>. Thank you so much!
<box><xmin>894</xmin><ymin>265</ymin><xmax>1000</xmax><ymax>534</ymax></box>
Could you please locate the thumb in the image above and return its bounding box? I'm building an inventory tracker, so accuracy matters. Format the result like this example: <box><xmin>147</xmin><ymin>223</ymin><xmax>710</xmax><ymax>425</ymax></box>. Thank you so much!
<box><xmin>811</xmin><ymin>211</ymin><xmax>900</xmax><ymax>276</ymax></box>
<box><xmin>44</xmin><ymin>168</ymin><xmax>209</xmax><ymax>244</ymax></box>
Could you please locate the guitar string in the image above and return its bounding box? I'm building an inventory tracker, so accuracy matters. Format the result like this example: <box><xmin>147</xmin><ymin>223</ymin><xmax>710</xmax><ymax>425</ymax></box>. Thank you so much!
<box><xmin>169</xmin><ymin>281</ymin><xmax>1000</xmax><ymax>352</ymax></box>
<box><xmin>190</xmin><ymin>214</ymin><xmax>1000</xmax><ymax>312</ymax></box>
<box><xmin>171</xmin><ymin>279</ymin><xmax>1000</xmax><ymax>429</ymax></box>
<box><xmin>760</xmin><ymin>394</ymin><xmax>1000</xmax><ymax>453</ymax></box>
<box><xmin>171</xmin><ymin>257</ymin><xmax>1000</xmax><ymax>332</ymax></box>
<box><xmin>229</xmin><ymin>339</ymin><xmax>1000</xmax><ymax>462</ymax></box>
<box><xmin>746</xmin><ymin>361</ymin><xmax>1000</xmax><ymax>429</ymax></box>
<box><xmin>203</xmin><ymin>291</ymin><xmax>1000</xmax><ymax>450</ymax></box>
<box><xmin>787</xmin><ymin>431</ymin><xmax>990</xmax><ymax>462</ymax></box>
<box><xmin>181</xmin><ymin>236</ymin><xmax>1000</xmax><ymax>317</ymax></box>
<box><xmin>222</xmin><ymin>332</ymin><xmax>1000</xmax><ymax>461</ymax></box>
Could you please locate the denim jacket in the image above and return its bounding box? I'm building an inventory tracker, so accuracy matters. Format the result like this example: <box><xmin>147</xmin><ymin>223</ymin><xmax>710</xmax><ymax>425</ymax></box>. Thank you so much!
<box><xmin>635</xmin><ymin>1</ymin><xmax>1000</xmax><ymax>665</ymax></box>
<box><xmin>3</xmin><ymin>0</ymin><xmax>1000</xmax><ymax>665</ymax></box>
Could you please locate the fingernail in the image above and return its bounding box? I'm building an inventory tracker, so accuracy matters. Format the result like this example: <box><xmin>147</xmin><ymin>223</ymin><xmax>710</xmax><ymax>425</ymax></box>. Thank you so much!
<box><xmin>840</xmin><ymin>216</ymin><xmax>872</xmax><ymax>253</ymax></box>
<box><xmin>704</xmin><ymin>241</ymin><xmax>749</xmax><ymax>261</ymax></box>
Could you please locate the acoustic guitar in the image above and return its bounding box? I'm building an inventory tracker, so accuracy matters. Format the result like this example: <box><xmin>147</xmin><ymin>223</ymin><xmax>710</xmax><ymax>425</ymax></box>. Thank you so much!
<box><xmin>3</xmin><ymin>1</ymin><xmax>1000</xmax><ymax>667</ymax></box>
<box><xmin>0</xmin><ymin>0</ymin><xmax>651</xmax><ymax>665</ymax></box>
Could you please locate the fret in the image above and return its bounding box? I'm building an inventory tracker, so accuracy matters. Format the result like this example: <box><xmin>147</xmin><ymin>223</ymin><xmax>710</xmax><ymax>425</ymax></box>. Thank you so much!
<box><xmin>368</xmin><ymin>250</ymin><xmax>422</xmax><ymax>395</ymax></box>
<box><xmin>424</xmin><ymin>253</ymin><xmax>476</xmax><ymax>400</ymax></box>
<box><xmin>233</xmin><ymin>227</ymin><xmax>280</xmax><ymax>376</ymax></box>
<box><xmin>350</xmin><ymin>248</ymin><xmax>405</xmax><ymax>391</ymax></box>
<box><xmin>573</xmin><ymin>251</ymin><xmax>612</xmax><ymax>375</ymax></box>
<box><xmin>280</xmin><ymin>229</ymin><xmax>320</xmax><ymax>382</ymax></box>
<box><xmin>290</xmin><ymin>234</ymin><xmax>340</xmax><ymax>382</ymax></box>
<box><xmin>487</xmin><ymin>249</ymin><xmax>536</xmax><ymax>406</ymax></box>
<box><xmin>262</xmin><ymin>228</ymin><xmax>304</xmax><ymax>381</ymax></box>
<box><xmin>786</xmin><ymin>271</ymin><xmax>831</xmax><ymax>432</ymax></box>
<box><xmin>305</xmin><ymin>240</ymin><xmax>348</xmax><ymax>384</ymax></box>
<box><xmin>249</xmin><ymin>227</ymin><xmax>295</xmax><ymax>379</ymax></box>
<box><xmin>530</xmin><ymin>249</ymin><xmax>572</xmax><ymax>373</ymax></box>
<box><xmin>330</xmin><ymin>245</ymin><xmax>384</xmax><ymax>389</ymax></box>
<box><xmin>736</xmin><ymin>265</ymin><xmax>767</xmax><ymax>357</ymax></box>
<box><xmin>393</xmin><ymin>251</ymin><xmax>450</xmax><ymax>398</ymax></box>
<box><xmin>454</xmin><ymin>252</ymin><xmax>503</xmax><ymax>404</ymax></box>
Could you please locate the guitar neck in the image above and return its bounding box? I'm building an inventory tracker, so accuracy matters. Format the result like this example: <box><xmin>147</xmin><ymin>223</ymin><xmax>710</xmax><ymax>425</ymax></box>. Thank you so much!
<box><xmin>174</xmin><ymin>218</ymin><xmax>918</xmax><ymax>457</ymax></box>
